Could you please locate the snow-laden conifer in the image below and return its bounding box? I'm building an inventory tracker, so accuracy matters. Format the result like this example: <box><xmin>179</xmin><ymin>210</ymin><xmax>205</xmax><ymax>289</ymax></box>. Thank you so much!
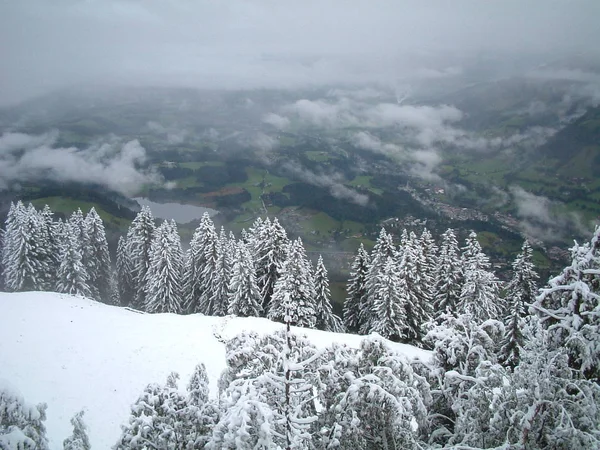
<box><xmin>250</xmin><ymin>217</ymin><xmax>290</xmax><ymax>315</ymax></box>
<box><xmin>368</xmin><ymin>258</ymin><xmax>407</xmax><ymax>341</ymax></box>
<box><xmin>84</xmin><ymin>208</ymin><xmax>112</xmax><ymax>302</ymax></box>
<box><xmin>320</xmin><ymin>337</ymin><xmax>430</xmax><ymax>449</ymax></box>
<box><xmin>56</xmin><ymin>223</ymin><xmax>92</xmax><ymax>298</ymax></box>
<box><xmin>362</xmin><ymin>228</ymin><xmax>396</xmax><ymax>333</ymax></box>
<box><xmin>0</xmin><ymin>383</ymin><xmax>49</xmax><ymax>450</ymax></box>
<box><xmin>208</xmin><ymin>227</ymin><xmax>232</xmax><ymax>316</ymax></box>
<box><xmin>116</xmin><ymin>236</ymin><xmax>135</xmax><ymax>307</ymax></box>
<box><xmin>115</xmin><ymin>373</ymin><xmax>189</xmax><ymax>450</ymax></box>
<box><xmin>457</xmin><ymin>231</ymin><xmax>502</xmax><ymax>322</ymax></box>
<box><xmin>533</xmin><ymin>226</ymin><xmax>600</xmax><ymax>380</ymax></box>
<box><xmin>144</xmin><ymin>220</ymin><xmax>183</xmax><ymax>314</ymax></box>
<box><xmin>124</xmin><ymin>206</ymin><xmax>155</xmax><ymax>309</ymax></box>
<box><xmin>433</xmin><ymin>228</ymin><xmax>463</xmax><ymax>317</ymax></box>
<box><xmin>499</xmin><ymin>240</ymin><xmax>539</xmax><ymax>368</ymax></box>
<box><xmin>183</xmin><ymin>213</ymin><xmax>217</xmax><ymax>314</ymax></box>
<box><xmin>314</xmin><ymin>255</ymin><xmax>343</xmax><ymax>332</ymax></box>
<box><xmin>63</xmin><ymin>411</ymin><xmax>91</xmax><ymax>450</ymax></box>
<box><xmin>343</xmin><ymin>243</ymin><xmax>370</xmax><ymax>333</ymax></box>
<box><xmin>2</xmin><ymin>202</ymin><xmax>49</xmax><ymax>292</ymax></box>
<box><xmin>401</xmin><ymin>231</ymin><xmax>433</xmax><ymax>343</ymax></box>
<box><xmin>227</xmin><ymin>242</ymin><xmax>262</xmax><ymax>317</ymax></box>
<box><xmin>268</xmin><ymin>238</ymin><xmax>317</xmax><ymax>328</ymax></box>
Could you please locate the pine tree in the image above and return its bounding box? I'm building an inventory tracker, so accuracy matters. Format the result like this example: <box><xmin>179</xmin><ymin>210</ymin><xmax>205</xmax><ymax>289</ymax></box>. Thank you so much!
<box><xmin>115</xmin><ymin>373</ymin><xmax>189</xmax><ymax>450</ymax></box>
<box><xmin>126</xmin><ymin>206</ymin><xmax>156</xmax><ymax>309</ymax></box>
<box><xmin>3</xmin><ymin>202</ymin><xmax>53</xmax><ymax>292</ymax></box>
<box><xmin>228</xmin><ymin>242</ymin><xmax>263</xmax><ymax>317</ymax></box>
<box><xmin>84</xmin><ymin>208</ymin><xmax>112</xmax><ymax>302</ymax></box>
<box><xmin>144</xmin><ymin>220</ymin><xmax>183</xmax><ymax>314</ymax></box>
<box><xmin>69</xmin><ymin>209</ymin><xmax>91</xmax><ymax>270</ymax></box>
<box><xmin>56</xmin><ymin>223</ymin><xmax>92</xmax><ymax>298</ymax></box>
<box><xmin>268</xmin><ymin>238</ymin><xmax>317</xmax><ymax>328</ymax></box>
<box><xmin>400</xmin><ymin>231</ymin><xmax>433</xmax><ymax>344</ymax></box>
<box><xmin>63</xmin><ymin>411</ymin><xmax>91</xmax><ymax>450</ymax></box>
<box><xmin>458</xmin><ymin>231</ymin><xmax>502</xmax><ymax>322</ymax></box>
<box><xmin>343</xmin><ymin>243</ymin><xmax>370</xmax><ymax>333</ymax></box>
<box><xmin>314</xmin><ymin>255</ymin><xmax>343</xmax><ymax>332</ymax></box>
<box><xmin>183</xmin><ymin>213</ymin><xmax>217</xmax><ymax>314</ymax></box>
<box><xmin>208</xmin><ymin>228</ymin><xmax>232</xmax><ymax>316</ymax></box>
<box><xmin>250</xmin><ymin>217</ymin><xmax>290</xmax><ymax>315</ymax></box>
<box><xmin>362</xmin><ymin>228</ymin><xmax>396</xmax><ymax>334</ymax></box>
<box><xmin>0</xmin><ymin>383</ymin><xmax>49</xmax><ymax>450</ymax></box>
<box><xmin>499</xmin><ymin>240</ymin><xmax>539</xmax><ymax>368</ymax></box>
<box><xmin>419</xmin><ymin>227</ymin><xmax>438</xmax><ymax>309</ymax></box>
<box><xmin>433</xmin><ymin>228</ymin><xmax>463</xmax><ymax>317</ymax></box>
<box><xmin>185</xmin><ymin>364</ymin><xmax>219</xmax><ymax>449</ymax></box>
<box><xmin>39</xmin><ymin>204</ymin><xmax>60</xmax><ymax>284</ymax></box>
<box><xmin>369</xmin><ymin>258</ymin><xmax>407</xmax><ymax>341</ymax></box>
<box><xmin>533</xmin><ymin>226</ymin><xmax>600</xmax><ymax>380</ymax></box>
<box><xmin>320</xmin><ymin>337</ymin><xmax>430</xmax><ymax>449</ymax></box>
<box><xmin>116</xmin><ymin>236</ymin><xmax>135</xmax><ymax>307</ymax></box>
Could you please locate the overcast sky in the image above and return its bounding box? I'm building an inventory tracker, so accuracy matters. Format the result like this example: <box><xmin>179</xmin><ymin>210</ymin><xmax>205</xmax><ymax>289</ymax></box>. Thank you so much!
<box><xmin>1</xmin><ymin>0</ymin><xmax>599</xmax><ymax>105</ymax></box>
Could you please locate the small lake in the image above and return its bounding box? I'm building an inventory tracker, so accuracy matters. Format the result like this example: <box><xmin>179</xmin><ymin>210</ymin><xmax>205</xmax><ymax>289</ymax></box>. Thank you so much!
<box><xmin>133</xmin><ymin>198</ymin><xmax>219</xmax><ymax>224</ymax></box>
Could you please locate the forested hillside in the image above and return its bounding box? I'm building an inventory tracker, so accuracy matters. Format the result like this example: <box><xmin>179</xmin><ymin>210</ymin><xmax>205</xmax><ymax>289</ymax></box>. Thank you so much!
<box><xmin>1</xmin><ymin>201</ymin><xmax>600</xmax><ymax>449</ymax></box>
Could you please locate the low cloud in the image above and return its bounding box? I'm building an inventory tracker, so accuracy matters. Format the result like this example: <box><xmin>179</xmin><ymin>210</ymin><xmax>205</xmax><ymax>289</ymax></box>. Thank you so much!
<box><xmin>509</xmin><ymin>186</ymin><xmax>591</xmax><ymax>243</ymax></box>
<box><xmin>146</xmin><ymin>121</ymin><xmax>189</xmax><ymax>145</ymax></box>
<box><xmin>282</xmin><ymin>161</ymin><xmax>368</xmax><ymax>206</ymax></box>
<box><xmin>0</xmin><ymin>131</ymin><xmax>162</xmax><ymax>195</ymax></box>
<box><xmin>262</xmin><ymin>113</ymin><xmax>290</xmax><ymax>130</ymax></box>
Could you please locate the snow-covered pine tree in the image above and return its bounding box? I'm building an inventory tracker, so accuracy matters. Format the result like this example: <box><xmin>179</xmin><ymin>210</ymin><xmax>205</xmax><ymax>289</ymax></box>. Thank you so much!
<box><xmin>116</xmin><ymin>236</ymin><xmax>135</xmax><ymax>307</ymax></box>
<box><xmin>533</xmin><ymin>226</ymin><xmax>600</xmax><ymax>381</ymax></box>
<box><xmin>63</xmin><ymin>410</ymin><xmax>91</xmax><ymax>450</ymax></box>
<box><xmin>369</xmin><ymin>258</ymin><xmax>407</xmax><ymax>341</ymax></box>
<box><xmin>39</xmin><ymin>204</ymin><xmax>60</xmax><ymax>284</ymax></box>
<box><xmin>499</xmin><ymin>240</ymin><xmax>539</xmax><ymax>368</ymax></box>
<box><xmin>0</xmin><ymin>383</ymin><xmax>49</xmax><ymax>450</ymax></box>
<box><xmin>321</xmin><ymin>337</ymin><xmax>430</xmax><ymax>449</ymax></box>
<box><xmin>197</xmin><ymin>221</ymin><xmax>221</xmax><ymax>316</ymax></box>
<box><xmin>419</xmin><ymin>227</ymin><xmax>438</xmax><ymax>308</ymax></box>
<box><xmin>184</xmin><ymin>363</ymin><xmax>219</xmax><ymax>449</ymax></box>
<box><xmin>227</xmin><ymin>242</ymin><xmax>263</xmax><ymax>317</ymax></box>
<box><xmin>55</xmin><ymin>223</ymin><xmax>92</xmax><ymax>298</ymax></box>
<box><xmin>400</xmin><ymin>231</ymin><xmax>433</xmax><ymax>344</ymax></box>
<box><xmin>433</xmin><ymin>228</ymin><xmax>463</xmax><ymax>317</ymax></box>
<box><xmin>361</xmin><ymin>228</ymin><xmax>396</xmax><ymax>334</ymax></box>
<box><xmin>69</xmin><ymin>208</ymin><xmax>90</xmax><ymax>269</ymax></box>
<box><xmin>343</xmin><ymin>243</ymin><xmax>370</xmax><ymax>333</ymax></box>
<box><xmin>183</xmin><ymin>213</ymin><xmax>217</xmax><ymax>314</ymax></box>
<box><xmin>125</xmin><ymin>206</ymin><xmax>156</xmax><ymax>309</ymax></box>
<box><xmin>208</xmin><ymin>227</ymin><xmax>232</xmax><ymax>317</ymax></box>
<box><xmin>144</xmin><ymin>220</ymin><xmax>183</xmax><ymax>314</ymax></box>
<box><xmin>250</xmin><ymin>217</ymin><xmax>290</xmax><ymax>315</ymax></box>
<box><xmin>314</xmin><ymin>255</ymin><xmax>343</xmax><ymax>332</ymax></box>
<box><xmin>268</xmin><ymin>238</ymin><xmax>317</xmax><ymax>328</ymax></box>
<box><xmin>84</xmin><ymin>208</ymin><xmax>112</xmax><ymax>303</ymax></box>
<box><xmin>449</xmin><ymin>324</ymin><xmax>600</xmax><ymax>449</ymax></box>
<box><xmin>2</xmin><ymin>202</ymin><xmax>49</xmax><ymax>292</ymax></box>
<box><xmin>210</xmin><ymin>329</ymin><xmax>320</xmax><ymax>449</ymax></box>
<box><xmin>115</xmin><ymin>373</ymin><xmax>189</xmax><ymax>450</ymax></box>
<box><xmin>457</xmin><ymin>231</ymin><xmax>502</xmax><ymax>322</ymax></box>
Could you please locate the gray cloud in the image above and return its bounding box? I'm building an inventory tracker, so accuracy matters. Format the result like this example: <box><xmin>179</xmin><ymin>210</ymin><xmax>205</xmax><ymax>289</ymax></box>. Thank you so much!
<box><xmin>1</xmin><ymin>0</ymin><xmax>599</xmax><ymax>105</ymax></box>
<box><xmin>282</xmin><ymin>161</ymin><xmax>369</xmax><ymax>206</ymax></box>
<box><xmin>509</xmin><ymin>186</ymin><xmax>591</xmax><ymax>243</ymax></box>
<box><xmin>0</xmin><ymin>131</ymin><xmax>162</xmax><ymax>195</ymax></box>
<box><xmin>262</xmin><ymin>113</ymin><xmax>290</xmax><ymax>130</ymax></box>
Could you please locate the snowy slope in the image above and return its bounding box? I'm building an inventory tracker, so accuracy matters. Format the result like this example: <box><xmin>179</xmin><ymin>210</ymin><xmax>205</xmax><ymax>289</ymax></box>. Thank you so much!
<box><xmin>0</xmin><ymin>292</ymin><xmax>431</xmax><ymax>449</ymax></box>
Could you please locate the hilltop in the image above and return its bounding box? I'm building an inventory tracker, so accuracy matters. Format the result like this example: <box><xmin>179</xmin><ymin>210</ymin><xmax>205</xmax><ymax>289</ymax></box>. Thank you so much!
<box><xmin>0</xmin><ymin>292</ymin><xmax>430</xmax><ymax>450</ymax></box>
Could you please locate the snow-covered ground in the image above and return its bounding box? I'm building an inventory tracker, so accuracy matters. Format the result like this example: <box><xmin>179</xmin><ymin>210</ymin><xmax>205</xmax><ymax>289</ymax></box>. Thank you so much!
<box><xmin>0</xmin><ymin>292</ymin><xmax>431</xmax><ymax>449</ymax></box>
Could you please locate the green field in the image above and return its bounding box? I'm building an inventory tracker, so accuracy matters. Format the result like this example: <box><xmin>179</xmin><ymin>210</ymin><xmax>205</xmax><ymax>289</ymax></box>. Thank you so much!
<box><xmin>30</xmin><ymin>197</ymin><xmax>131</xmax><ymax>230</ymax></box>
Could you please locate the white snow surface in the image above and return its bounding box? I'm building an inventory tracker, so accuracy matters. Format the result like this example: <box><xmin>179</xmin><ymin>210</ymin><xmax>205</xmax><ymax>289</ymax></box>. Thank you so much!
<box><xmin>0</xmin><ymin>291</ymin><xmax>431</xmax><ymax>449</ymax></box>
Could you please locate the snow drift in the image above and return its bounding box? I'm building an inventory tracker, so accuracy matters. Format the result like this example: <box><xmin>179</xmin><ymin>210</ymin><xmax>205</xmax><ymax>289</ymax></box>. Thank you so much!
<box><xmin>0</xmin><ymin>292</ymin><xmax>431</xmax><ymax>449</ymax></box>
